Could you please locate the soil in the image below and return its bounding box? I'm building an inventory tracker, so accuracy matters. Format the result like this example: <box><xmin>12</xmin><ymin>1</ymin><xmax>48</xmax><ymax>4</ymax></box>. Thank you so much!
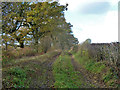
<box><xmin>23</xmin><ymin>52</ymin><xmax>61</xmax><ymax>88</ymax></box>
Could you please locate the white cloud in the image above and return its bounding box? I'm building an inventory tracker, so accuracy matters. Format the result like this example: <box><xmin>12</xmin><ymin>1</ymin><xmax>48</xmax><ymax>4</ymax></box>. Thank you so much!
<box><xmin>59</xmin><ymin>0</ymin><xmax>118</xmax><ymax>43</ymax></box>
<box><xmin>73</xmin><ymin>11</ymin><xmax>118</xmax><ymax>43</ymax></box>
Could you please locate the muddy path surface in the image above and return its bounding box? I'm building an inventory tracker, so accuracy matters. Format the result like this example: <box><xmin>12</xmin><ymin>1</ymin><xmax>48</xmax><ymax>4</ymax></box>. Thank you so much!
<box><xmin>29</xmin><ymin>52</ymin><xmax>61</xmax><ymax>88</ymax></box>
<box><xmin>69</xmin><ymin>53</ymin><xmax>107</xmax><ymax>88</ymax></box>
<box><xmin>24</xmin><ymin>52</ymin><xmax>61</xmax><ymax>88</ymax></box>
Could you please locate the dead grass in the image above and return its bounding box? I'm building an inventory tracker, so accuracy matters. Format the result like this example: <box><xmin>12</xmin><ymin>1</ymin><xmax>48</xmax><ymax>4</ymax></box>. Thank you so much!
<box><xmin>2</xmin><ymin>46</ymin><xmax>38</xmax><ymax>60</ymax></box>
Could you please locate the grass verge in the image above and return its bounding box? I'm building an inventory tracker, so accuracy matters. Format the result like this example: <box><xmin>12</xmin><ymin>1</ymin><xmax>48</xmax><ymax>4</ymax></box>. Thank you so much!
<box><xmin>52</xmin><ymin>54</ymin><xmax>87</xmax><ymax>88</ymax></box>
<box><xmin>74</xmin><ymin>50</ymin><xmax>119</xmax><ymax>87</ymax></box>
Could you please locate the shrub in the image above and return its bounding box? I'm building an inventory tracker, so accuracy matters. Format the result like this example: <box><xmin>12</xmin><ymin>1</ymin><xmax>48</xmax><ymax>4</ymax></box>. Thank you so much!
<box><xmin>2</xmin><ymin>46</ymin><xmax>37</xmax><ymax>59</ymax></box>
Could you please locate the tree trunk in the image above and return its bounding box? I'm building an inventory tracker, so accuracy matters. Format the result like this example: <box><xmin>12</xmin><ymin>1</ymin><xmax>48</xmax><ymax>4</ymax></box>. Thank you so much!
<box><xmin>5</xmin><ymin>42</ymin><xmax>8</xmax><ymax>51</ymax></box>
<box><xmin>20</xmin><ymin>42</ymin><xmax>24</xmax><ymax>48</ymax></box>
<box><xmin>35</xmin><ymin>28</ymin><xmax>39</xmax><ymax>53</ymax></box>
<box><xmin>35</xmin><ymin>39</ymin><xmax>38</xmax><ymax>53</ymax></box>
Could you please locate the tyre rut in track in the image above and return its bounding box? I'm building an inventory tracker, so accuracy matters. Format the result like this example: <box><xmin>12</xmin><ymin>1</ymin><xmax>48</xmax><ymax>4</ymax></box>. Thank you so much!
<box><xmin>28</xmin><ymin>52</ymin><xmax>61</xmax><ymax>88</ymax></box>
<box><xmin>69</xmin><ymin>53</ymin><xmax>107</xmax><ymax>88</ymax></box>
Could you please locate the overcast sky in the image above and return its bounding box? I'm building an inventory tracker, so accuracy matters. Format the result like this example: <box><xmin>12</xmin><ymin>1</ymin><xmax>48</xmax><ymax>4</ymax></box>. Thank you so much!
<box><xmin>59</xmin><ymin>0</ymin><xmax>118</xmax><ymax>43</ymax></box>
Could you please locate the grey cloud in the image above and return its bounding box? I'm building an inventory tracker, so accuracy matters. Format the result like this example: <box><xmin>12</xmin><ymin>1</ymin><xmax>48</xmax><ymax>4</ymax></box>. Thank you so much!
<box><xmin>80</xmin><ymin>2</ymin><xmax>111</xmax><ymax>14</ymax></box>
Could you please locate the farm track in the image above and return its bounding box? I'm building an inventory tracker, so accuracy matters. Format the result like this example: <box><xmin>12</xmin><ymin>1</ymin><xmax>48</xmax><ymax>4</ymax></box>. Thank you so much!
<box><xmin>3</xmin><ymin>51</ymin><xmax>60</xmax><ymax>68</ymax></box>
<box><xmin>69</xmin><ymin>53</ymin><xmax>107</xmax><ymax>88</ymax></box>
<box><xmin>28</xmin><ymin>52</ymin><xmax>61</xmax><ymax>88</ymax></box>
<box><xmin>3</xmin><ymin>51</ymin><xmax>111</xmax><ymax>88</ymax></box>
<box><xmin>3</xmin><ymin>51</ymin><xmax>61</xmax><ymax>88</ymax></box>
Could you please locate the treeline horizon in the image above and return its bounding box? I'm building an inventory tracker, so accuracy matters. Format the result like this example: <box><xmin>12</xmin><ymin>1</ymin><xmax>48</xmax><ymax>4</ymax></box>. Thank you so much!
<box><xmin>2</xmin><ymin>1</ymin><xmax>79</xmax><ymax>53</ymax></box>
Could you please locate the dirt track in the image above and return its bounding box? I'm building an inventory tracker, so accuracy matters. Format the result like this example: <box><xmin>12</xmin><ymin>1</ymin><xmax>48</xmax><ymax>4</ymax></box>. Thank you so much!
<box><xmin>25</xmin><ymin>52</ymin><xmax>61</xmax><ymax>88</ymax></box>
<box><xmin>30</xmin><ymin>53</ymin><xmax>60</xmax><ymax>88</ymax></box>
<box><xmin>69</xmin><ymin>53</ymin><xmax>107</xmax><ymax>88</ymax></box>
<box><xmin>2</xmin><ymin>52</ymin><xmax>61</xmax><ymax>88</ymax></box>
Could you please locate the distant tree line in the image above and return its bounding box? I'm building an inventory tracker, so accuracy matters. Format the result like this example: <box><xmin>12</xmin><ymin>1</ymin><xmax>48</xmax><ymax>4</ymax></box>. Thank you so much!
<box><xmin>2</xmin><ymin>1</ymin><xmax>79</xmax><ymax>52</ymax></box>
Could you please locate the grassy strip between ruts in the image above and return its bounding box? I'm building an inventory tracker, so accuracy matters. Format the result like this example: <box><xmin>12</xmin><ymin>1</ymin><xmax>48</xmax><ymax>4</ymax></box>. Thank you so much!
<box><xmin>52</xmin><ymin>54</ymin><xmax>86</xmax><ymax>88</ymax></box>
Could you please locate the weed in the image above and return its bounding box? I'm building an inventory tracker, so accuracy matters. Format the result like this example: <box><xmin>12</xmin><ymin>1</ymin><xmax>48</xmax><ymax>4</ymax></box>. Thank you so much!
<box><xmin>3</xmin><ymin>67</ymin><xmax>28</xmax><ymax>88</ymax></box>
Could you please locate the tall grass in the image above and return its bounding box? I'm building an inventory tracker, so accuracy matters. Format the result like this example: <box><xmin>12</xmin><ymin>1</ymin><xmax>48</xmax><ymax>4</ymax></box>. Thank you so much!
<box><xmin>3</xmin><ymin>46</ymin><xmax>37</xmax><ymax>59</ymax></box>
<box><xmin>2</xmin><ymin>46</ymin><xmax>39</xmax><ymax>66</ymax></box>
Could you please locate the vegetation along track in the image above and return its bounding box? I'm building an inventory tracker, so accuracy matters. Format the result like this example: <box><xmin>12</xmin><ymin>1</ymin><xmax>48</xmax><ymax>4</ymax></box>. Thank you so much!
<box><xmin>68</xmin><ymin>52</ymin><xmax>107</xmax><ymax>88</ymax></box>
